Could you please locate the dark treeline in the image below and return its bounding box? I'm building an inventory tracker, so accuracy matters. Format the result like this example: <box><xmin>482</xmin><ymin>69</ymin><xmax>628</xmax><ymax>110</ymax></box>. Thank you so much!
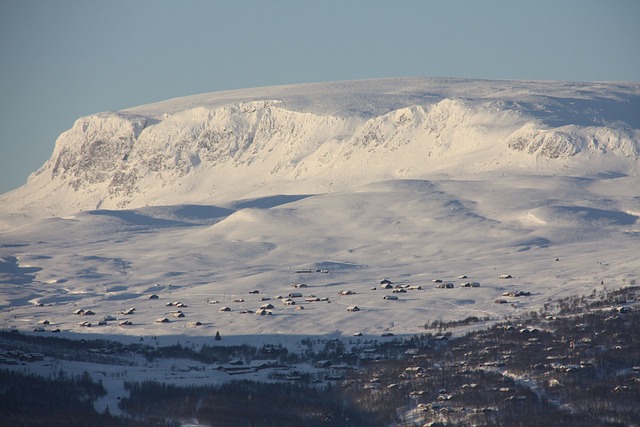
<box><xmin>121</xmin><ymin>380</ymin><xmax>378</xmax><ymax>426</ymax></box>
<box><xmin>0</xmin><ymin>369</ymin><xmax>138</xmax><ymax>426</ymax></box>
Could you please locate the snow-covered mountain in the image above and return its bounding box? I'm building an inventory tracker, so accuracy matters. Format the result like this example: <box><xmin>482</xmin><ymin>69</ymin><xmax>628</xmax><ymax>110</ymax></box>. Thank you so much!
<box><xmin>1</xmin><ymin>78</ymin><xmax>639</xmax><ymax>343</ymax></box>
<box><xmin>3</xmin><ymin>78</ymin><xmax>639</xmax><ymax>215</ymax></box>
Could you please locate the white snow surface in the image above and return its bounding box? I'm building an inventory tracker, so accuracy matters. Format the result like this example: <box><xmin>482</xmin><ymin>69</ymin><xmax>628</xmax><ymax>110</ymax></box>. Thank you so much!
<box><xmin>1</xmin><ymin>77</ymin><xmax>639</xmax><ymax>344</ymax></box>
<box><xmin>3</xmin><ymin>77</ymin><xmax>639</xmax><ymax>215</ymax></box>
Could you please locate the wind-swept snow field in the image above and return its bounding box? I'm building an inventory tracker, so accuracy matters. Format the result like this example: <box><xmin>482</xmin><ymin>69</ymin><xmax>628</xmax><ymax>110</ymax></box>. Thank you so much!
<box><xmin>1</xmin><ymin>77</ymin><xmax>639</xmax><ymax>343</ymax></box>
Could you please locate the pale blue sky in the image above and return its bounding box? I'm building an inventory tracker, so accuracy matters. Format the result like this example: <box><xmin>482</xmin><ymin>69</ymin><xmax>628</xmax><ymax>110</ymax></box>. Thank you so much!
<box><xmin>1</xmin><ymin>0</ymin><xmax>639</xmax><ymax>194</ymax></box>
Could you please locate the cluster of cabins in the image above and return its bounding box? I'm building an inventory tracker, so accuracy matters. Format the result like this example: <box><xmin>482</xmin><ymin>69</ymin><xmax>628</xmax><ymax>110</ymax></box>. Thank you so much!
<box><xmin>430</xmin><ymin>277</ymin><xmax>480</xmax><ymax>289</ymax></box>
<box><xmin>0</xmin><ymin>349</ymin><xmax>44</xmax><ymax>365</ymax></box>
<box><xmin>493</xmin><ymin>274</ymin><xmax>533</xmax><ymax>304</ymax></box>
<box><xmin>26</xmin><ymin>272</ymin><xmax>534</xmax><ymax>334</ymax></box>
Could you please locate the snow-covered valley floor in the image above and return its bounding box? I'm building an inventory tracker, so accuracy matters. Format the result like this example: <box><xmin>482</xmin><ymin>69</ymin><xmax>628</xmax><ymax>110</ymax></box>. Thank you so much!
<box><xmin>2</xmin><ymin>174</ymin><xmax>638</xmax><ymax>342</ymax></box>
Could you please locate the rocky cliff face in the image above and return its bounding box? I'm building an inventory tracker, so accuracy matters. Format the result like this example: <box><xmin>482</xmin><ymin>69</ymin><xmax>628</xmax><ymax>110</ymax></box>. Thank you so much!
<box><xmin>7</xmin><ymin>78</ymin><xmax>640</xmax><ymax>214</ymax></box>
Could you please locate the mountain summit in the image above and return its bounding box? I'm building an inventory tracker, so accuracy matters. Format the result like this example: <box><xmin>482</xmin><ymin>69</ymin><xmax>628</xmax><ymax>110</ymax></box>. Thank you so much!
<box><xmin>4</xmin><ymin>78</ymin><xmax>640</xmax><ymax>214</ymax></box>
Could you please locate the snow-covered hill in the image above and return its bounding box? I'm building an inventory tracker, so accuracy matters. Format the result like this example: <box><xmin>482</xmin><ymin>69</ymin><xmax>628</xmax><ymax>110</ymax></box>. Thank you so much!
<box><xmin>0</xmin><ymin>78</ymin><xmax>639</xmax><ymax>344</ymax></box>
<box><xmin>3</xmin><ymin>78</ymin><xmax>639</xmax><ymax>215</ymax></box>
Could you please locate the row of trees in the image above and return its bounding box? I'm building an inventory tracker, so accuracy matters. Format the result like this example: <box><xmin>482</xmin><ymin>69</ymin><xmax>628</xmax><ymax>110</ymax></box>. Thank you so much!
<box><xmin>0</xmin><ymin>369</ymin><xmax>112</xmax><ymax>426</ymax></box>
<box><xmin>121</xmin><ymin>380</ymin><xmax>376</xmax><ymax>426</ymax></box>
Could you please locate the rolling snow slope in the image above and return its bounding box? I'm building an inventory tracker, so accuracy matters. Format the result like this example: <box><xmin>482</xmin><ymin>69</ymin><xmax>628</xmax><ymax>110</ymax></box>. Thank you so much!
<box><xmin>0</xmin><ymin>78</ymin><xmax>639</xmax><ymax>343</ymax></box>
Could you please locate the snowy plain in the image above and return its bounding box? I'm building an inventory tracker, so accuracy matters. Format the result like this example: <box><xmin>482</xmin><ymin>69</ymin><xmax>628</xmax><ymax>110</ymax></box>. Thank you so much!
<box><xmin>0</xmin><ymin>77</ymin><xmax>639</xmax><ymax>412</ymax></box>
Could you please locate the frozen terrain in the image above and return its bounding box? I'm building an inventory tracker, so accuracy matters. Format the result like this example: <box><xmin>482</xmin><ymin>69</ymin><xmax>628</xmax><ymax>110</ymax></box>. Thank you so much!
<box><xmin>1</xmin><ymin>77</ymin><xmax>639</xmax><ymax>343</ymax></box>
